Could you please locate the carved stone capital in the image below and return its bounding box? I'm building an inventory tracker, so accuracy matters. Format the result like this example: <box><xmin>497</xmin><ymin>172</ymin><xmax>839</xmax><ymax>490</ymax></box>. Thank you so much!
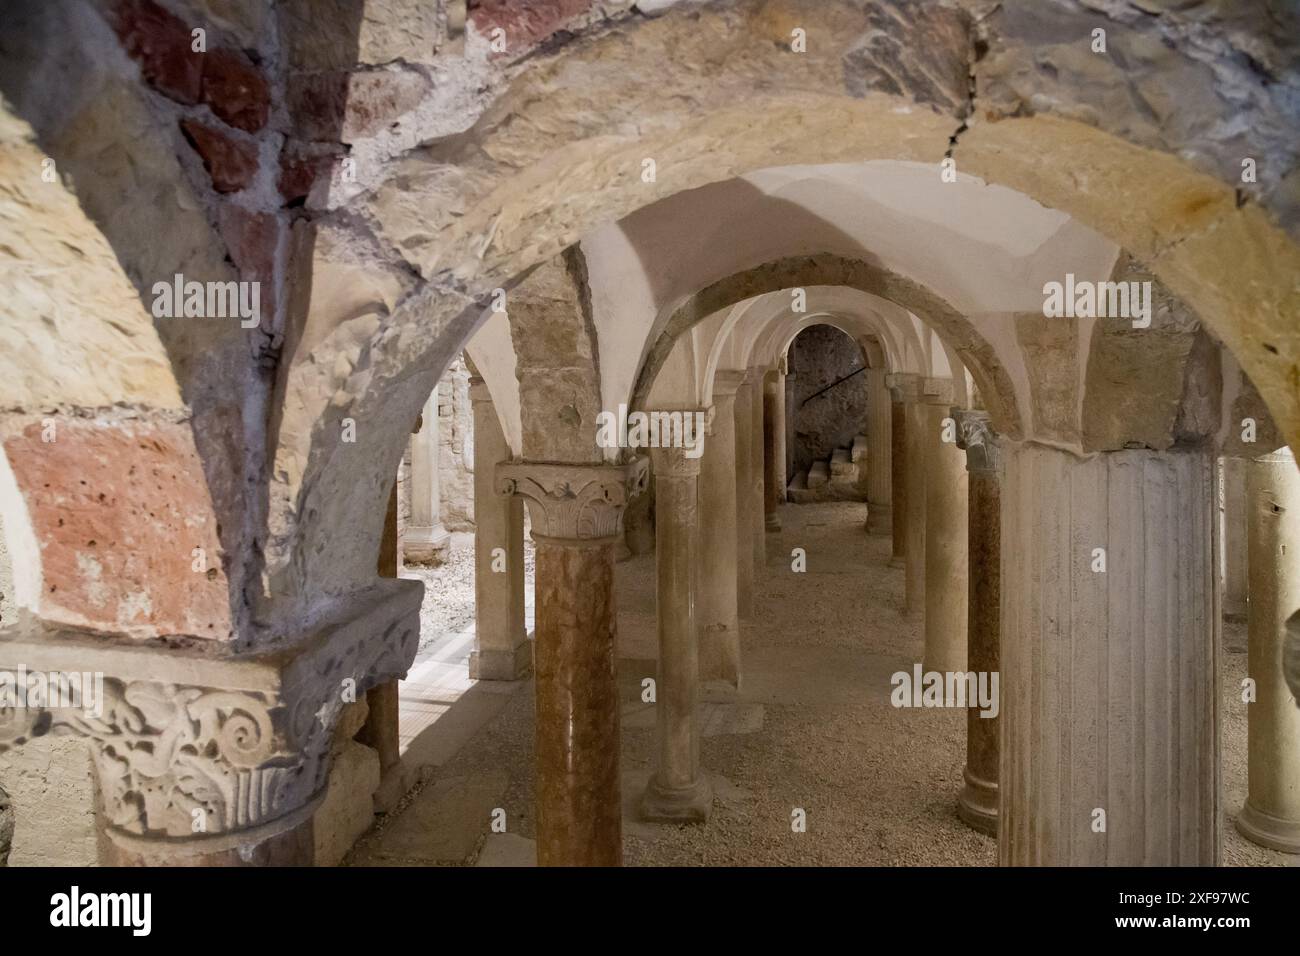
<box><xmin>953</xmin><ymin>408</ymin><xmax>1001</xmax><ymax>476</ymax></box>
<box><xmin>0</xmin><ymin>582</ymin><xmax>420</xmax><ymax>843</ymax></box>
<box><xmin>923</xmin><ymin>376</ymin><xmax>954</xmax><ymax>405</ymax></box>
<box><xmin>886</xmin><ymin>372</ymin><xmax>924</xmax><ymax>403</ymax></box>
<box><xmin>712</xmin><ymin>370</ymin><xmax>747</xmax><ymax>396</ymax></box>
<box><xmin>468</xmin><ymin>375</ymin><xmax>492</xmax><ymax>404</ymax></box>
<box><xmin>497</xmin><ymin>458</ymin><xmax>649</xmax><ymax>541</ymax></box>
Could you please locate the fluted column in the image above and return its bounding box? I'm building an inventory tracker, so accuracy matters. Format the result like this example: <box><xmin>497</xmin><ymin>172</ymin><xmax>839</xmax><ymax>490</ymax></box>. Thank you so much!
<box><xmin>1000</xmin><ymin>442</ymin><xmax>1218</xmax><ymax>866</ymax></box>
<box><xmin>1222</xmin><ymin>457</ymin><xmax>1249</xmax><ymax>620</ymax></box>
<box><xmin>699</xmin><ymin>379</ymin><xmax>742</xmax><ymax>688</ymax></box>
<box><xmin>763</xmin><ymin>368</ymin><xmax>785</xmax><ymax>531</ymax></box>
<box><xmin>1236</xmin><ymin>447</ymin><xmax>1300</xmax><ymax>852</ymax></box>
<box><xmin>641</xmin><ymin>443</ymin><xmax>712</xmax><ymax>823</ymax></box>
<box><xmin>923</xmin><ymin>381</ymin><xmax>967</xmax><ymax>671</ymax></box>
<box><xmin>468</xmin><ymin>377</ymin><xmax>529</xmax><ymax>680</ymax></box>
<box><xmin>866</xmin><ymin>367</ymin><xmax>893</xmax><ymax>534</ymax></box>
<box><xmin>405</xmin><ymin>392</ymin><xmax>450</xmax><ymax>563</ymax></box>
<box><xmin>749</xmin><ymin>368</ymin><xmax>766</xmax><ymax>570</ymax></box>
<box><xmin>888</xmin><ymin>389</ymin><xmax>907</xmax><ymax>566</ymax></box>
<box><xmin>731</xmin><ymin>372</ymin><xmax>756</xmax><ymax>619</ymax></box>
<box><xmin>954</xmin><ymin>409</ymin><xmax>1000</xmax><ymax>835</ymax></box>
<box><xmin>498</xmin><ymin>459</ymin><xmax>648</xmax><ymax>866</ymax></box>
<box><xmin>888</xmin><ymin>373</ymin><xmax>927</xmax><ymax>614</ymax></box>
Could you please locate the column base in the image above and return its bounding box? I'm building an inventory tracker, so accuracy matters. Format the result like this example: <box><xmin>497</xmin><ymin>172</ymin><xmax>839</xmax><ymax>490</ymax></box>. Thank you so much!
<box><xmin>867</xmin><ymin>505</ymin><xmax>892</xmax><ymax>536</ymax></box>
<box><xmin>640</xmin><ymin>774</ymin><xmax>713</xmax><ymax>824</ymax></box>
<box><xmin>956</xmin><ymin>767</ymin><xmax>998</xmax><ymax>837</ymax></box>
<box><xmin>765</xmin><ymin>513</ymin><xmax>781</xmax><ymax>532</ymax></box>
<box><xmin>403</xmin><ymin>525</ymin><xmax>450</xmax><ymax>565</ymax></box>
<box><xmin>1235</xmin><ymin>801</ymin><xmax>1300</xmax><ymax>854</ymax></box>
<box><xmin>469</xmin><ymin>638</ymin><xmax>533</xmax><ymax>681</ymax></box>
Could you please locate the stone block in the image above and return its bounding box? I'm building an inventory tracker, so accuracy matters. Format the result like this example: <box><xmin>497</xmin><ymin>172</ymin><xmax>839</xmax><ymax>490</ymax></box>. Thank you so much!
<box><xmin>313</xmin><ymin>740</ymin><xmax>381</xmax><ymax>866</ymax></box>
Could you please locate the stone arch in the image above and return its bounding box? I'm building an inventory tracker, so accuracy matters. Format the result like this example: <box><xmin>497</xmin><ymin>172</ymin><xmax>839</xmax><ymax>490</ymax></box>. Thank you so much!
<box><xmin>633</xmin><ymin>255</ymin><xmax>1008</xmax><ymax>432</ymax></box>
<box><xmin>251</xmin><ymin>0</ymin><xmax>1300</xmax><ymax>613</ymax></box>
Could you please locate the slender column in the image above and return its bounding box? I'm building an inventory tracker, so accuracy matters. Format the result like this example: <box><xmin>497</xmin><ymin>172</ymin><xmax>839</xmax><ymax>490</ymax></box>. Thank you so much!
<box><xmin>405</xmin><ymin>392</ymin><xmax>450</xmax><ymax>563</ymax></box>
<box><xmin>866</xmin><ymin>367</ymin><xmax>893</xmax><ymax>534</ymax></box>
<box><xmin>923</xmin><ymin>382</ymin><xmax>967</xmax><ymax>671</ymax></box>
<box><xmin>888</xmin><ymin>373</ymin><xmax>926</xmax><ymax>614</ymax></box>
<box><xmin>498</xmin><ymin>459</ymin><xmax>648</xmax><ymax>866</ymax></box>
<box><xmin>749</xmin><ymin>368</ymin><xmax>766</xmax><ymax>570</ymax></box>
<box><xmin>360</xmin><ymin>481</ymin><xmax>402</xmax><ymax>801</ymax></box>
<box><xmin>699</xmin><ymin>383</ymin><xmax>741</xmax><ymax>688</ymax></box>
<box><xmin>1235</xmin><ymin>447</ymin><xmax>1300</xmax><ymax>852</ymax></box>
<box><xmin>763</xmin><ymin>369</ymin><xmax>784</xmax><ymax>531</ymax></box>
<box><xmin>468</xmin><ymin>377</ymin><xmax>529</xmax><ymax>680</ymax></box>
<box><xmin>954</xmin><ymin>410</ymin><xmax>1000</xmax><ymax>835</ymax></box>
<box><xmin>1000</xmin><ymin>442</ymin><xmax>1218</xmax><ymax>865</ymax></box>
<box><xmin>1222</xmin><ymin>457</ymin><xmax>1249</xmax><ymax>620</ymax></box>
<box><xmin>888</xmin><ymin>390</ymin><xmax>907</xmax><ymax>566</ymax></box>
<box><xmin>731</xmin><ymin>373</ymin><xmax>755</xmax><ymax>619</ymax></box>
<box><xmin>641</xmin><ymin>443</ymin><xmax>712</xmax><ymax>822</ymax></box>
<box><xmin>784</xmin><ymin>369</ymin><xmax>797</xmax><ymax>489</ymax></box>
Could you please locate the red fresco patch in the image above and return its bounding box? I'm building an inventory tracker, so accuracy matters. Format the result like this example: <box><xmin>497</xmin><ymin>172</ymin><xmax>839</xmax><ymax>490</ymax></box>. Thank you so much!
<box><xmin>4</xmin><ymin>418</ymin><xmax>232</xmax><ymax>640</ymax></box>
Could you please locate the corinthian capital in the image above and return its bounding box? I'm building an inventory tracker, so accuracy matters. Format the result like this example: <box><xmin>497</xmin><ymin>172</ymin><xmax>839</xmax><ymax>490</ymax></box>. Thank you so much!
<box><xmin>952</xmin><ymin>408</ymin><xmax>1001</xmax><ymax>475</ymax></box>
<box><xmin>497</xmin><ymin>458</ymin><xmax>649</xmax><ymax>540</ymax></box>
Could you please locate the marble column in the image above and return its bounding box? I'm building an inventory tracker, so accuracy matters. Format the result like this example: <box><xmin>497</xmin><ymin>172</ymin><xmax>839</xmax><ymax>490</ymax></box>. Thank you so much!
<box><xmin>731</xmin><ymin>372</ymin><xmax>756</xmax><ymax>620</ymax></box>
<box><xmin>1235</xmin><ymin>447</ymin><xmax>1300</xmax><ymax>852</ymax></box>
<box><xmin>764</xmin><ymin>369</ymin><xmax>785</xmax><ymax>531</ymax></box>
<box><xmin>405</xmin><ymin>392</ymin><xmax>451</xmax><ymax>563</ymax></box>
<box><xmin>749</xmin><ymin>368</ymin><xmax>767</xmax><ymax>571</ymax></box>
<box><xmin>866</xmin><ymin>367</ymin><xmax>893</xmax><ymax>535</ymax></box>
<box><xmin>468</xmin><ymin>377</ymin><xmax>530</xmax><ymax>680</ymax></box>
<box><xmin>360</xmin><ymin>480</ymin><xmax>403</xmax><ymax>808</ymax></box>
<box><xmin>954</xmin><ymin>409</ymin><xmax>1000</xmax><ymax>835</ymax></box>
<box><xmin>923</xmin><ymin>383</ymin><xmax>967</xmax><ymax>672</ymax></box>
<box><xmin>1000</xmin><ymin>442</ymin><xmax>1218</xmax><ymax>866</ymax></box>
<box><xmin>888</xmin><ymin>373</ymin><xmax>927</xmax><ymax>615</ymax></box>
<box><xmin>498</xmin><ymin>459</ymin><xmax>648</xmax><ymax>866</ymax></box>
<box><xmin>1222</xmin><ymin>457</ymin><xmax>1249</xmax><ymax>621</ymax></box>
<box><xmin>641</xmin><ymin>443</ymin><xmax>712</xmax><ymax>823</ymax></box>
<box><xmin>699</xmin><ymin>382</ymin><xmax>742</xmax><ymax>688</ymax></box>
<box><xmin>888</xmin><ymin>390</ymin><xmax>907</xmax><ymax>567</ymax></box>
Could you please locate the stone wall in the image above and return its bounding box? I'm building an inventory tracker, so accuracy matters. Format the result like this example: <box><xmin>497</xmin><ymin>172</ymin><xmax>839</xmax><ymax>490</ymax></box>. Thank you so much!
<box><xmin>789</xmin><ymin>325</ymin><xmax>869</xmax><ymax>478</ymax></box>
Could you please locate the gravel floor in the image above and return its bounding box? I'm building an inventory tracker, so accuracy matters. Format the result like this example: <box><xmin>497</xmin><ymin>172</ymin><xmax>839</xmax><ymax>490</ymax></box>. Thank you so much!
<box><xmin>371</xmin><ymin>501</ymin><xmax>1294</xmax><ymax>867</ymax></box>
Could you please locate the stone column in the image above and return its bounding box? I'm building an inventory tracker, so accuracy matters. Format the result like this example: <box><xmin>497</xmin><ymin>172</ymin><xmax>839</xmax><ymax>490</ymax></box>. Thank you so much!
<box><xmin>498</xmin><ymin>459</ymin><xmax>648</xmax><ymax>867</ymax></box>
<box><xmin>923</xmin><ymin>382</ymin><xmax>967</xmax><ymax>671</ymax></box>
<box><xmin>1000</xmin><ymin>442</ymin><xmax>1218</xmax><ymax>866</ymax></box>
<box><xmin>1222</xmin><ymin>456</ymin><xmax>1249</xmax><ymax>620</ymax></box>
<box><xmin>641</xmin><ymin>443</ymin><xmax>712</xmax><ymax>823</ymax></box>
<box><xmin>360</xmin><ymin>480</ymin><xmax>404</xmax><ymax>810</ymax></box>
<box><xmin>731</xmin><ymin>372</ymin><xmax>755</xmax><ymax>619</ymax></box>
<box><xmin>749</xmin><ymin>368</ymin><xmax>766</xmax><ymax>570</ymax></box>
<box><xmin>1235</xmin><ymin>447</ymin><xmax>1300</xmax><ymax>852</ymax></box>
<box><xmin>888</xmin><ymin>388</ymin><xmax>907</xmax><ymax>566</ymax></box>
<box><xmin>866</xmin><ymin>367</ymin><xmax>893</xmax><ymax>534</ymax></box>
<box><xmin>405</xmin><ymin>392</ymin><xmax>450</xmax><ymax>563</ymax></box>
<box><xmin>763</xmin><ymin>369</ymin><xmax>784</xmax><ymax>531</ymax></box>
<box><xmin>954</xmin><ymin>409</ymin><xmax>1000</xmax><ymax>835</ymax></box>
<box><xmin>699</xmin><ymin>382</ymin><xmax>741</xmax><ymax>688</ymax></box>
<box><xmin>468</xmin><ymin>377</ymin><xmax>529</xmax><ymax>680</ymax></box>
<box><xmin>888</xmin><ymin>373</ymin><xmax>926</xmax><ymax>614</ymax></box>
